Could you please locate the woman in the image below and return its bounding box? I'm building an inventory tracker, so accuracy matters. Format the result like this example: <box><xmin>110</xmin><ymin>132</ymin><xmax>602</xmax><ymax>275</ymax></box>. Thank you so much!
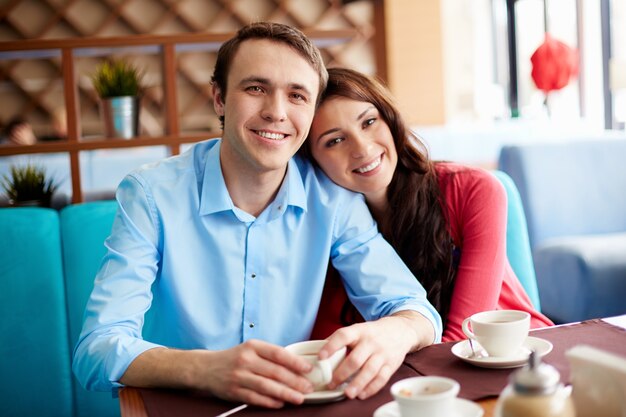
<box><xmin>307</xmin><ymin>68</ymin><xmax>552</xmax><ymax>342</ymax></box>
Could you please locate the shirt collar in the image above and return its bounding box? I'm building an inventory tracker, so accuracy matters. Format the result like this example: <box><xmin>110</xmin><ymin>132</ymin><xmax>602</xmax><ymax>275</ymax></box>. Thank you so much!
<box><xmin>199</xmin><ymin>140</ymin><xmax>232</xmax><ymax>216</ymax></box>
<box><xmin>277</xmin><ymin>157</ymin><xmax>308</xmax><ymax>214</ymax></box>
<box><xmin>198</xmin><ymin>140</ymin><xmax>307</xmax><ymax>217</ymax></box>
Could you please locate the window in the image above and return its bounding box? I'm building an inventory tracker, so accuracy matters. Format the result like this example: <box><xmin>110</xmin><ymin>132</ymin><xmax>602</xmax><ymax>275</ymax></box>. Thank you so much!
<box><xmin>493</xmin><ymin>0</ymin><xmax>623</xmax><ymax>130</ymax></box>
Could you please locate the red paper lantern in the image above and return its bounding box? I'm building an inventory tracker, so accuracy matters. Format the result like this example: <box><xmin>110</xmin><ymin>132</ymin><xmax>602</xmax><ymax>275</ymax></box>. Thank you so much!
<box><xmin>530</xmin><ymin>34</ymin><xmax>579</xmax><ymax>93</ymax></box>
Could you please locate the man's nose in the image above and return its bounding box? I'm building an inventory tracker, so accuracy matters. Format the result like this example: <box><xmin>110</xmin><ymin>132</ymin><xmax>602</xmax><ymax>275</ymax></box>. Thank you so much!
<box><xmin>261</xmin><ymin>94</ymin><xmax>287</xmax><ymax>122</ymax></box>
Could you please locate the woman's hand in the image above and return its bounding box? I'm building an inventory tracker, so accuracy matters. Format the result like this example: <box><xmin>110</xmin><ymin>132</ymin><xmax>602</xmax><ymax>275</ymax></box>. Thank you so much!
<box><xmin>320</xmin><ymin>310</ymin><xmax>434</xmax><ymax>400</ymax></box>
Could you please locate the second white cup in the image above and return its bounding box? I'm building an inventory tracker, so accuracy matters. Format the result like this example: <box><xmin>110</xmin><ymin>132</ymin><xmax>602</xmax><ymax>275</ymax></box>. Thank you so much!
<box><xmin>462</xmin><ymin>310</ymin><xmax>530</xmax><ymax>357</ymax></box>
<box><xmin>285</xmin><ymin>340</ymin><xmax>346</xmax><ymax>391</ymax></box>
<box><xmin>391</xmin><ymin>376</ymin><xmax>460</xmax><ymax>417</ymax></box>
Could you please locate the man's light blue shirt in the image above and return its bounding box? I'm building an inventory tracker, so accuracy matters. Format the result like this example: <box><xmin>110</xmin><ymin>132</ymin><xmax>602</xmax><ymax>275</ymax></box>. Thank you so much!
<box><xmin>73</xmin><ymin>139</ymin><xmax>442</xmax><ymax>391</ymax></box>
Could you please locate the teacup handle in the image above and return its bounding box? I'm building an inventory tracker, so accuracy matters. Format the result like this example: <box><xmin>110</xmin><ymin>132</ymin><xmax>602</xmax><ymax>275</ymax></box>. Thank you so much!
<box><xmin>462</xmin><ymin>317</ymin><xmax>476</xmax><ymax>340</ymax></box>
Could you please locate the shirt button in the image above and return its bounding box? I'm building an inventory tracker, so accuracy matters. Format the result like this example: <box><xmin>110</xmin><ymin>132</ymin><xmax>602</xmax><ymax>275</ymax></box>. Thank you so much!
<box><xmin>249</xmin><ymin>323</ymin><xmax>255</xmax><ymax>328</ymax></box>
<box><xmin>277</xmin><ymin>205</ymin><xmax>283</xmax><ymax>211</ymax></box>
<box><xmin>251</xmin><ymin>273</ymin><xmax>256</xmax><ymax>279</ymax></box>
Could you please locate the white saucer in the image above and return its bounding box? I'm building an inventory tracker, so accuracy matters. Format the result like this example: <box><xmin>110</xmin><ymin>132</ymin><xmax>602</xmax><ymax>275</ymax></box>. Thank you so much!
<box><xmin>373</xmin><ymin>398</ymin><xmax>483</xmax><ymax>417</ymax></box>
<box><xmin>451</xmin><ymin>336</ymin><xmax>553</xmax><ymax>369</ymax></box>
<box><xmin>303</xmin><ymin>385</ymin><xmax>346</xmax><ymax>404</ymax></box>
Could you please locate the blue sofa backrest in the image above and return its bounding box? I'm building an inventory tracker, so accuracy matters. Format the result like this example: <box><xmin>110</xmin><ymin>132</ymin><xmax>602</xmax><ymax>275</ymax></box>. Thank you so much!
<box><xmin>61</xmin><ymin>201</ymin><xmax>120</xmax><ymax>417</ymax></box>
<box><xmin>498</xmin><ymin>138</ymin><xmax>626</xmax><ymax>248</ymax></box>
<box><xmin>0</xmin><ymin>204</ymin><xmax>120</xmax><ymax>417</ymax></box>
<box><xmin>493</xmin><ymin>170</ymin><xmax>541</xmax><ymax>311</ymax></box>
<box><xmin>0</xmin><ymin>208</ymin><xmax>74</xmax><ymax>417</ymax></box>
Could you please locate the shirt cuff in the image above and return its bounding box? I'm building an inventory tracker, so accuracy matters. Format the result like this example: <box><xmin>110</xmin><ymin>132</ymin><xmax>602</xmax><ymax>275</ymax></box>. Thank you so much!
<box><xmin>389</xmin><ymin>303</ymin><xmax>443</xmax><ymax>344</ymax></box>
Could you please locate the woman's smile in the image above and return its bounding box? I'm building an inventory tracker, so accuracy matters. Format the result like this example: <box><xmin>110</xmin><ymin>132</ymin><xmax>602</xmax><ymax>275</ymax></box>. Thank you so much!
<box><xmin>353</xmin><ymin>154</ymin><xmax>383</xmax><ymax>175</ymax></box>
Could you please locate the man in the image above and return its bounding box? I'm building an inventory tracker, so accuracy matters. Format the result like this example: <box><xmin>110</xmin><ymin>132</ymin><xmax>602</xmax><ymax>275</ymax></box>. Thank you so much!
<box><xmin>73</xmin><ymin>22</ymin><xmax>442</xmax><ymax>409</ymax></box>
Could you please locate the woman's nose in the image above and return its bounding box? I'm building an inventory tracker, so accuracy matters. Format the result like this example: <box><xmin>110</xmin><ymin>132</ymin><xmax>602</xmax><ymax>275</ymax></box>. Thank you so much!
<box><xmin>261</xmin><ymin>94</ymin><xmax>287</xmax><ymax>122</ymax></box>
<box><xmin>350</xmin><ymin>135</ymin><xmax>373</xmax><ymax>159</ymax></box>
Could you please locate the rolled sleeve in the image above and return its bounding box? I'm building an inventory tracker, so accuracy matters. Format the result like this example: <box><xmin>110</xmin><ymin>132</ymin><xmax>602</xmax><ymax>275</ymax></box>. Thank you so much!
<box><xmin>330</xmin><ymin>192</ymin><xmax>443</xmax><ymax>342</ymax></box>
<box><xmin>72</xmin><ymin>174</ymin><xmax>163</xmax><ymax>391</ymax></box>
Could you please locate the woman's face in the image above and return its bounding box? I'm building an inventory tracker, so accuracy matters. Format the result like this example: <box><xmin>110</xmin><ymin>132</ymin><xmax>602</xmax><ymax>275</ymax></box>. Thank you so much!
<box><xmin>309</xmin><ymin>96</ymin><xmax>397</xmax><ymax>201</ymax></box>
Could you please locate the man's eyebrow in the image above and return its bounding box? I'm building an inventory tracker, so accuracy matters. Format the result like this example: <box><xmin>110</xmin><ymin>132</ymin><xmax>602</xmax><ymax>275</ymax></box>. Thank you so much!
<box><xmin>289</xmin><ymin>83</ymin><xmax>313</xmax><ymax>98</ymax></box>
<box><xmin>238</xmin><ymin>77</ymin><xmax>313</xmax><ymax>98</ymax></box>
<box><xmin>238</xmin><ymin>76</ymin><xmax>270</xmax><ymax>86</ymax></box>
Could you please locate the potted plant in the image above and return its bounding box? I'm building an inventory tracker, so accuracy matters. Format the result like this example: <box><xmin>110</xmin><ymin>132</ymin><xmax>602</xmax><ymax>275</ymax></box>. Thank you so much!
<box><xmin>92</xmin><ymin>59</ymin><xmax>144</xmax><ymax>139</ymax></box>
<box><xmin>1</xmin><ymin>164</ymin><xmax>60</xmax><ymax>208</ymax></box>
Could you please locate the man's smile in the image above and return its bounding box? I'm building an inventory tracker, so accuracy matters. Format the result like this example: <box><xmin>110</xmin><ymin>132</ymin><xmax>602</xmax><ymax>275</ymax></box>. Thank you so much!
<box><xmin>253</xmin><ymin>129</ymin><xmax>288</xmax><ymax>141</ymax></box>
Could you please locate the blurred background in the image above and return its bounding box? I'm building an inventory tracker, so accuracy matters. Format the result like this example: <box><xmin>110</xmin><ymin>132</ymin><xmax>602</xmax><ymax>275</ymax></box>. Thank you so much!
<box><xmin>1</xmin><ymin>1</ymin><xmax>624</xmax><ymax>136</ymax></box>
<box><xmin>1</xmin><ymin>0</ymin><xmax>625</xmax><ymax>192</ymax></box>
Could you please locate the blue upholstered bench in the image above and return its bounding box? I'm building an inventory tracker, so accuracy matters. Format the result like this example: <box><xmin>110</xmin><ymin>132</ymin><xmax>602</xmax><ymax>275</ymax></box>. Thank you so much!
<box><xmin>493</xmin><ymin>170</ymin><xmax>541</xmax><ymax>311</ymax></box>
<box><xmin>0</xmin><ymin>202</ymin><xmax>120</xmax><ymax>417</ymax></box>
<box><xmin>0</xmin><ymin>208</ymin><xmax>73</xmax><ymax>417</ymax></box>
<box><xmin>498</xmin><ymin>137</ymin><xmax>626</xmax><ymax>323</ymax></box>
<box><xmin>61</xmin><ymin>202</ymin><xmax>120</xmax><ymax>417</ymax></box>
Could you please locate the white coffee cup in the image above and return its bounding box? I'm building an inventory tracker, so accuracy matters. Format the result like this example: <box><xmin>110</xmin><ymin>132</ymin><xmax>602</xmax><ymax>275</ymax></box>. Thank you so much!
<box><xmin>462</xmin><ymin>310</ymin><xmax>530</xmax><ymax>357</ymax></box>
<box><xmin>391</xmin><ymin>376</ymin><xmax>460</xmax><ymax>417</ymax></box>
<box><xmin>285</xmin><ymin>340</ymin><xmax>347</xmax><ymax>391</ymax></box>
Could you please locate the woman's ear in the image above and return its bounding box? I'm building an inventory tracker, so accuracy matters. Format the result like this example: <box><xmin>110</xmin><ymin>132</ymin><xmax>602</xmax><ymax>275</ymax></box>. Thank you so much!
<box><xmin>212</xmin><ymin>83</ymin><xmax>225</xmax><ymax>117</ymax></box>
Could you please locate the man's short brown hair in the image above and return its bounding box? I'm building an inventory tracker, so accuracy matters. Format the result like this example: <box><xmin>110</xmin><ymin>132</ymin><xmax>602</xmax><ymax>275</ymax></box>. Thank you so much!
<box><xmin>211</xmin><ymin>22</ymin><xmax>328</xmax><ymax>108</ymax></box>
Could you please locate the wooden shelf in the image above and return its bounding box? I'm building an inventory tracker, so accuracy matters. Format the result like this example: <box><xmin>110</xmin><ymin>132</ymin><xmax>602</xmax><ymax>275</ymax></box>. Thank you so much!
<box><xmin>0</xmin><ymin>29</ymin><xmax>355</xmax><ymax>203</ymax></box>
<box><xmin>0</xmin><ymin>134</ymin><xmax>212</xmax><ymax>156</ymax></box>
<box><xmin>0</xmin><ymin>30</ymin><xmax>354</xmax><ymax>54</ymax></box>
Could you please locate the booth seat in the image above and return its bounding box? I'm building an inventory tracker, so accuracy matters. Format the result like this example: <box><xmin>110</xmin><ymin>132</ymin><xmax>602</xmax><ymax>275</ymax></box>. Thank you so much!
<box><xmin>492</xmin><ymin>170</ymin><xmax>541</xmax><ymax>310</ymax></box>
<box><xmin>0</xmin><ymin>202</ymin><xmax>120</xmax><ymax>417</ymax></box>
<box><xmin>0</xmin><ymin>170</ymin><xmax>539</xmax><ymax>416</ymax></box>
<box><xmin>0</xmin><ymin>208</ymin><xmax>73</xmax><ymax>417</ymax></box>
<box><xmin>498</xmin><ymin>137</ymin><xmax>626</xmax><ymax>323</ymax></box>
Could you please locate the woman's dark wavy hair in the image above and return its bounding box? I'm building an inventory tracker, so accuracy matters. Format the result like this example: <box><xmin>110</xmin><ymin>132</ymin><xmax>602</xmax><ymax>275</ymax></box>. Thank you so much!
<box><xmin>310</xmin><ymin>67</ymin><xmax>457</xmax><ymax>324</ymax></box>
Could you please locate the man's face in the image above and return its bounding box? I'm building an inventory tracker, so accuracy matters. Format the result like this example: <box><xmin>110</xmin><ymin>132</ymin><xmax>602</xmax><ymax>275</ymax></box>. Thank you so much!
<box><xmin>213</xmin><ymin>39</ymin><xmax>320</xmax><ymax>177</ymax></box>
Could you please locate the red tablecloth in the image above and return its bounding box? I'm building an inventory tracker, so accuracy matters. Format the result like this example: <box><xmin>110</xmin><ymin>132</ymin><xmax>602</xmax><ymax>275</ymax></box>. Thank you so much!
<box><xmin>137</xmin><ymin>319</ymin><xmax>626</xmax><ymax>415</ymax></box>
<box><xmin>403</xmin><ymin>319</ymin><xmax>626</xmax><ymax>400</ymax></box>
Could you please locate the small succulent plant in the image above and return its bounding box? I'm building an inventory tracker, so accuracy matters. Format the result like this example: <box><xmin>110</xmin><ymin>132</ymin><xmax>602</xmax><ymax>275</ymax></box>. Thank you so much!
<box><xmin>1</xmin><ymin>164</ymin><xmax>60</xmax><ymax>207</ymax></box>
<box><xmin>92</xmin><ymin>60</ymin><xmax>143</xmax><ymax>98</ymax></box>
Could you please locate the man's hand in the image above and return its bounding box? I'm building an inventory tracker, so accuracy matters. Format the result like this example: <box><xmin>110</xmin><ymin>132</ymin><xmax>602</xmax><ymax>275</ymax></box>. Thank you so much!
<box><xmin>319</xmin><ymin>311</ymin><xmax>435</xmax><ymax>400</ymax></box>
<box><xmin>204</xmin><ymin>340</ymin><xmax>316</xmax><ymax>407</ymax></box>
<box><xmin>121</xmin><ymin>340</ymin><xmax>315</xmax><ymax>408</ymax></box>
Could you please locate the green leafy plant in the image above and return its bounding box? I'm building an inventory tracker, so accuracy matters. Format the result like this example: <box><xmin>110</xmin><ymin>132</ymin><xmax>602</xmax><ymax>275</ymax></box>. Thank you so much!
<box><xmin>92</xmin><ymin>60</ymin><xmax>143</xmax><ymax>98</ymax></box>
<box><xmin>1</xmin><ymin>164</ymin><xmax>60</xmax><ymax>207</ymax></box>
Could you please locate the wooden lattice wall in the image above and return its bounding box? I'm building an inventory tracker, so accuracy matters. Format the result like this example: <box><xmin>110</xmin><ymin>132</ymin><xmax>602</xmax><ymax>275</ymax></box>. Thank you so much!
<box><xmin>0</xmin><ymin>0</ymin><xmax>377</xmax><ymax>137</ymax></box>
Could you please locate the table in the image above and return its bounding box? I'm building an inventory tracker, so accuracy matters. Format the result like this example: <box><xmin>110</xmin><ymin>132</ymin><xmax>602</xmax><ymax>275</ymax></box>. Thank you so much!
<box><xmin>118</xmin><ymin>316</ymin><xmax>626</xmax><ymax>417</ymax></box>
<box><xmin>119</xmin><ymin>388</ymin><xmax>498</xmax><ymax>417</ymax></box>
<box><xmin>119</xmin><ymin>378</ymin><xmax>497</xmax><ymax>417</ymax></box>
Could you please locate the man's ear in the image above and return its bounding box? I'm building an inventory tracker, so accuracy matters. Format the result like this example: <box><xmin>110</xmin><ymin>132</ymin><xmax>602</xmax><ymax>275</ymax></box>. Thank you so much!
<box><xmin>212</xmin><ymin>83</ymin><xmax>225</xmax><ymax>117</ymax></box>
